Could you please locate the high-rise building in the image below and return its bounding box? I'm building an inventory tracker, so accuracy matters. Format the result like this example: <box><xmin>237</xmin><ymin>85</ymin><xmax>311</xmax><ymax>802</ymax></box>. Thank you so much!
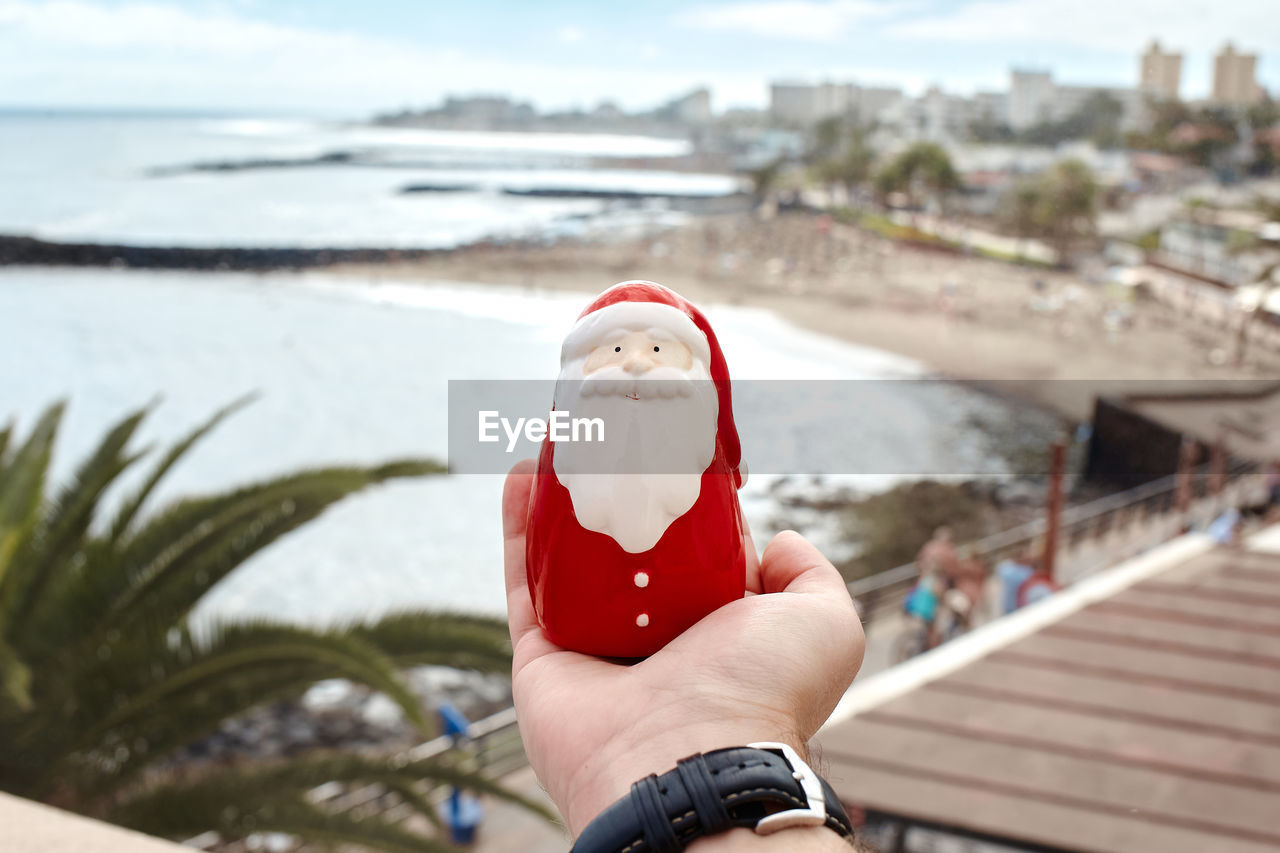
<box><xmin>1139</xmin><ymin>41</ymin><xmax>1182</xmax><ymax>100</ymax></box>
<box><xmin>1007</xmin><ymin>69</ymin><xmax>1148</xmax><ymax>133</ymax></box>
<box><xmin>769</xmin><ymin>82</ymin><xmax>831</xmax><ymax>124</ymax></box>
<box><xmin>1212</xmin><ymin>43</ymin><xmax>1262</xmax><ymax>106</ymax></box>
<box><xmin>1008</xmin><ymin>70</ymin><xmax>1055</xmax><ymax>130</ymax></box>
<box><xmin>664</xmin><ymin>88</ymin><xmax>712</xmax><ymax>124</ymax></box>
<box><xmin>853</xmin><ymin>87</ymin><xmax>905</xmax><ymax>121</ymax></box>
<box><xmin>973</xmin><ymin>91</ymin><xmax>1009</xmax><ymax>126</ymax></box>
<box><xmin>768</xmin><ymin>81</ymin><xmax>902</xmax><ymax>125</ymax></box>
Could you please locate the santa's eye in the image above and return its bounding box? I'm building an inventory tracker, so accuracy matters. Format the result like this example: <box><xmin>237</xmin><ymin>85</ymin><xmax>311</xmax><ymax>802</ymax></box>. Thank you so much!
<box><xmin>653</xmin><ymin>346</ymin><xmax>660</xmax><ymax>352</ymax></box>
<box><xmin>614</xmin><ymin>346</ymin><xmax>621</xmax><ymax>352</ymax></box>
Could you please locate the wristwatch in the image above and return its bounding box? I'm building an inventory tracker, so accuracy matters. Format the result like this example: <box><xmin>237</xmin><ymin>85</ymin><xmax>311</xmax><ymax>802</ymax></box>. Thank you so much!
<box><xmin>571</xmin><ymin>742</ymin><xmax>854</xmax><ymax>852</ymax></box>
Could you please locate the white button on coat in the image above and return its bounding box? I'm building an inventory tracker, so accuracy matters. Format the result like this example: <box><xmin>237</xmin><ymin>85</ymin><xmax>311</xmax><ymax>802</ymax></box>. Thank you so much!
<box><xmin>635</xmin><ymin>613</ymin><xmax>650</xmax><ymax>628</ymax></box>
<box><xmin>634</xmin><ymin>572</ymin><xmax>650</xmax><ymax>588</ymax></box>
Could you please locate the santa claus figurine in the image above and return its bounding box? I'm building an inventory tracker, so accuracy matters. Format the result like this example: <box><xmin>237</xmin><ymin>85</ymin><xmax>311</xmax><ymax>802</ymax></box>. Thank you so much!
<box><xmin>525</xmin><ymin>281</ymin><xmax>748</xmax><ymax>658</ymax></box>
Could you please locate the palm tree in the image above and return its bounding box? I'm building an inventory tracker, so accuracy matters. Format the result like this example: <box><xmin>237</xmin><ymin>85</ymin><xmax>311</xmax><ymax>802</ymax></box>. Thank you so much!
<box><xmin>1031</xmin><ymin>159</ymin><xmax>1098</xmax><ymax>266</ymax></box>
<box><xmin>836</xmin><ymin>141</ymin><xmax>877</xmax><ymax>205</ymax></box>
<box><xmin>747</xmin><ymin>156</ymin><xmax>787</xmax><ymax>209</ymax></box>
<box><xmin>874</xmin><ymin>142</ymin><xmax>959</xmax><ymax>219</ymax></box>
<box><xmin>814</xmin><ymin>138</ymin><xmax>876</xmax><ymax>209</ymax></box>
<box><xmin>0</xmin><ymin>400</ymin><xmax>548</xmax><ymax>851</ymax></box>
<box><xmin>807</xmin><ymin>116</ymin><xmax>845</xmax><ymax>165</ymax></box>
<box><xmin>997</xmin><ymin>179</ymin><xmax>1042</xmax><ymax>262</ymax></box>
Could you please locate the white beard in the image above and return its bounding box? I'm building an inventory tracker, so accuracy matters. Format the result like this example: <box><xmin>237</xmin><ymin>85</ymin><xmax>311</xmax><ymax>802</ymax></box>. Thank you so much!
<box><xmin>552</xmin><ymin>359</ymin><xmax>718</xmax><ymax>553</ymax></box>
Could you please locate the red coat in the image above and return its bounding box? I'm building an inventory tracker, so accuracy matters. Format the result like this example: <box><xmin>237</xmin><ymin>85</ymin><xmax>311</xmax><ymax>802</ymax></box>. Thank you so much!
<box><xmin>526</xmin><ymin>438</ymin><xmax>746</xmax><ymax>658</ymax></box>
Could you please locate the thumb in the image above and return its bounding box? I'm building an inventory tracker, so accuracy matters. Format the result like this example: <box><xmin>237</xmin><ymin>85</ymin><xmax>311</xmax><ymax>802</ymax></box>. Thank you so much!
<box><xmin>758</xmin><ymin>530</ymin><xmax>851</xmax><ymax>599</ymax></box>
<box><xmin>756</xmin><ymin>531</ymin><xmax>865</xmax><ymax>734</ymax></box>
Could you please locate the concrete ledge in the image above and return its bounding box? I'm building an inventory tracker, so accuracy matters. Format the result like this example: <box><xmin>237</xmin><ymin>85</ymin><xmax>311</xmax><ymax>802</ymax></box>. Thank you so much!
<box><xmin>0</xmin><ymin>792</ymin><xmax>188</xmax><ymax>852</ymax></box>
<box><xmin>1247</xmin><ymin>521</ymin><xmax>1280</xmax><ymax>553</ymax></box>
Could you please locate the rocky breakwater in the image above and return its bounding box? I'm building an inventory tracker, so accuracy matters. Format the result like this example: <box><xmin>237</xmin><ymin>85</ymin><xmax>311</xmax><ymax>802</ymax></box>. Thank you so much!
<box><xmin>0</xmin><ymin>235</ymin><xmax>454</xmax><ymax>271</ymax></box>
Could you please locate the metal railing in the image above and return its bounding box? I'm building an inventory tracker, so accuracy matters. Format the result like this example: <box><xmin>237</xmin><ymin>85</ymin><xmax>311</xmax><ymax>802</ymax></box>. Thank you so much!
<box><xmin>308</xmin><ymin>706</ymin><xmax>526</xmax><ymax>822</ymax></box>
<box><xmin>847</xmin><ymin>460</ymin><xmax>1262</xmax><ymax>628</ymax></box>
<box><xmin>186</xmin><ymin>706</ymin><xmax>528</xmax><ymax>851</ymax></box>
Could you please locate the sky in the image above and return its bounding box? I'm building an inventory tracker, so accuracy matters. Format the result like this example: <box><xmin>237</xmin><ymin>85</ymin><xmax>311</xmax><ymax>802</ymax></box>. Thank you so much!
<box><xmin>0</xmin><ymin>0</ymin><xmax>1276</xmax><ymax>116</ymax></box>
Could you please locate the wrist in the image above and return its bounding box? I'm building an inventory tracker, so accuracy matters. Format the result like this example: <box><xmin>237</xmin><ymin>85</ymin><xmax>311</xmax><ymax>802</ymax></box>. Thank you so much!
<box><xmin>689</xmin><ymin>827</ymin><xmax>851</xmax><ymax>850</ymax></box>
<box><xmin>567</xmin><ymin>741</ymin><xmax>856</xmax><ymax>853</ymax></box>
<box><xmin>564</xmin><ymin>719</ymin><xmax>803</xmax><ymax>837</ymax></box>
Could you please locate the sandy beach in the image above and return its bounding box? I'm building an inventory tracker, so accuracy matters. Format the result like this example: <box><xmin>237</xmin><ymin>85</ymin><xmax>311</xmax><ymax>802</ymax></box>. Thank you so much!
<box><xmin>331</xmin><ymin>212</ymin><xmax>1278</xmax><ymax>422</ymax></box>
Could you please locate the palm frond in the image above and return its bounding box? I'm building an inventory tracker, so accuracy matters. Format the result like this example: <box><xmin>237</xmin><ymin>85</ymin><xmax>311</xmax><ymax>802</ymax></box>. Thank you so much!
<box><xmin>377</xmin><ymin>778</ymin><xmax>445</xmax><ymax>830</ymax></box>
<box><xmin>0</xmin><ymin>420</ymin><xmax>12</xmax><ymax>465</ymax></box>
<box><xmin>53</xmin><ymin>622</ymin><xmax>432</xmax><ymax>776</ymax></box>
<box><xmin>248</xmin><ymin>805</ymin><xmax>460</xmax><ymax>853</ymax></box>
<box><xmin>7</xmin><ymin>405</ymin><xmax>151</xmax><ymax>640</ymax></box>
<box><xmin>70</xmin><ymin>666</ymin><xmax>340</xmax><ymax>797</ymax></box>
<box><xmin>61</xmin><ymin>619</ymin><xmax>498</xmax><ymax>798</ymax></box>
<box><xmin>242</xmin><ymin>806</ymin><xmax>461</xmax><ymax>853</ymax></box>
<box><xmin>397</xmin><ymin>753</ymin><xmax>558</xmax><ymax>822</ymax></box>
<box><xmin>0</xmin><ymin>400</ymin><xmax>536</xmax><ymax>850</ymax></box>
<box><xmin>97</xmin><ymin>466</ymin><xmax>442</xmax><ymax>637</ymax></box>
<box><xmin>109</xmin><ymin>750</ymin><xmax>555</xmax><ymax>841</ymax></box>
<box><xmin>349</xmin><ymin>611</ymin><xmax>512</xmax><ymax>673</ymax></box>
<box><xmin>62</xmin><ymin>614</ymin><xmax>510</xmax><ymax>798</ymax></box>
<box><xmin>0</xmin><ymin>636</ymin><xmax>31</xmax><ymax>713</ymax></box>
<box><xmin>71</xmin><ymin>461</ymin><xmax>442</xmax><ymax>654</ymax></box>
<box><xmin>110</xmin><ymin>784</ymin><xmax>458</xmax><ymax>853</ymax></box>
<box><xmin>12</xmin><ymin>648</ymin><xmax>345</xmax><ymax>798</ymax></box>
<box><xmin>0</xmin><ymin>401</ymin><xmax>63</xmax><ymax>600</ymax></box>
<box><xmin>107</xmin><ymin>395</ymin><xmax>255</xmax><ymax>543</ymax></box>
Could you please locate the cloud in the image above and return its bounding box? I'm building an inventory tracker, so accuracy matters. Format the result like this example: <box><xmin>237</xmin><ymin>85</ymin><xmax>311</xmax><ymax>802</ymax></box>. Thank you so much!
<box><xmin>556</xmin><ymin>26</ymin><xmax>584</xmax><ymax>44</ymax></box>
<box><xmin>0</xmin><ymin>0</ymin><xmax>339</xmax><ymax>53</ymax></box>
<box><xmin>0</xmin><ymin>1</ymin><xmax>766</xmax><ymax>112</ymax></box>
<box><xmin>673</xmin><ymin>0</ymin><xmax>897</xmax><ymax>43</ymax></box>
<box><xmin>887</xmin><ymin>0</ymin><xmax>1280</xmax><ymax>56</ymax></box>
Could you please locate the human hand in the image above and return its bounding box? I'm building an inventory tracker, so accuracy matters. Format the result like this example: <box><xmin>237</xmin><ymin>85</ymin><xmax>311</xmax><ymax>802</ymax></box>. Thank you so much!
<box><xmin>502</xmin><ymin>460</ymin><xmax>866</xmax><ymax>840</ymax></box>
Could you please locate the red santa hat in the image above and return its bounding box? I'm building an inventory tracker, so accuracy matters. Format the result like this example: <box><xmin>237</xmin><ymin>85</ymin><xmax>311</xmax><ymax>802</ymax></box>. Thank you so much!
<box><xmin>561</xmin><ymin>280</ymin><xmax>742</xmax><ymax>485</ymax></box>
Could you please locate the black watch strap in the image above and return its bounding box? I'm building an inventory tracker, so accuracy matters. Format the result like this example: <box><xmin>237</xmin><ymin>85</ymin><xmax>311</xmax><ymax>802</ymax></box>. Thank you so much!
<box><xmin>571</xmin><ymin>743</ymin><xmax>854</xmax><ymax>852</ymax></box>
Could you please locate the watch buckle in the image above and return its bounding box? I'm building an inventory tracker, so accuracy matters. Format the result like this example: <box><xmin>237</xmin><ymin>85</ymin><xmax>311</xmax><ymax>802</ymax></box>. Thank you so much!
<box><xmin>748</xmin><ymin>741</ymin><xmax>828</xmax><ymax>835</ymax></box>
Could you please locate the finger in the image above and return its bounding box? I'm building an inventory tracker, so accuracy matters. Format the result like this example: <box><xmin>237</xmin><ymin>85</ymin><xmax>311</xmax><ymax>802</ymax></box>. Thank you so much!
<box><xmin>502</xmin><ymin>460</ymin><xmax>538</xmax><ymax>647</ymax></box>
<box><xmin>502</xmin><ymin>459</ymin><xmax>536</xmax><ymax>542</ymax></box>
<box><xmin>743</xmin><ymin>514</ymin><xmax>763</xmax><ymax>595</ymax></box>
<box><xmin>758</xmin><ymin>530</ymin><xmax>851</xmax><ymax>598</ymax></box>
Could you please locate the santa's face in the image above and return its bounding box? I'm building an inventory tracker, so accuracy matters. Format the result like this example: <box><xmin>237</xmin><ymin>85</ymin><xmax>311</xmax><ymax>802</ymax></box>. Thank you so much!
<box><xmin>583</xmin><ymin>330</ymin><xmax>693</xmax><ymax>377</ymax></box>
<box><xmin>553</xmin><ymin>325</ymin><xmax>718</xmax><ymax>554</ymax></box>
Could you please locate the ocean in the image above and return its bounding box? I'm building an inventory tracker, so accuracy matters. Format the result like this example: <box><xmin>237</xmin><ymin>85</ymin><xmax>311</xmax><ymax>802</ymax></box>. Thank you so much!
<box><xmin>0</xmin><ymin>112</ymin><xmax>738</xmax><ymax>249</ymax></box>
<box><xmin>1</xmin><ymin>114</ymin><xmax>1030</xmax><ymax>627</ymax></box>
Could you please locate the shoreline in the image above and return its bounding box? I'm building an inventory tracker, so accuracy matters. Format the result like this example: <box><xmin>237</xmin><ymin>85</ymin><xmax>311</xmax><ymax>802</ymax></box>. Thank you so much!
<box><xmin>326</xmin><ymin>215</ymin><xmax>1272</xmax><ymax>422</ymax></box>
<box><xmin>4</xmin><ymin>214</ymin><xmax>1271</xmax><ymax>421</ymax></box>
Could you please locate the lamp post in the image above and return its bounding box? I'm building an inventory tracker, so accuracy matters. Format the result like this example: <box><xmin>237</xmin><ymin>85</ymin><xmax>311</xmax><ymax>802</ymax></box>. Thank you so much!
<box><xmin>1042</xmin><ymin>438</ymin><xmax>1067</xmax><ymax>582</ymax></box>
